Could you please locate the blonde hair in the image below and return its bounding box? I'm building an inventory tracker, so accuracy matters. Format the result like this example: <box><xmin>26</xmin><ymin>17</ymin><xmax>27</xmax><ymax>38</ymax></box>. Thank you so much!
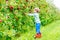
<box><xmin>34</xmin><ymin>7</ymin><xmax>40</xmax><ymax>12</ymax></box>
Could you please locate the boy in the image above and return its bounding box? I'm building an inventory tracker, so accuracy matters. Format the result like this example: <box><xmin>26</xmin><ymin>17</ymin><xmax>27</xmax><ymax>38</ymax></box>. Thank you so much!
<box><xmin>28</xmin><ymin>7</ymin><xmax>41</xmax><ymax>38</ymax></box>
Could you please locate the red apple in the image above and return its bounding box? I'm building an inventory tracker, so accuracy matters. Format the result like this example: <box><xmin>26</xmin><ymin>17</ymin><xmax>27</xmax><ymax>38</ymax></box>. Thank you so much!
<box><xmin>0</xmin><ymin>20</ymin><xmax>2</xmax><ymax>23</ymax></box>
<box><xmin>9</xmin><ymin>6</ymin><xmax>14</xmax><ymax>11</ymax></box>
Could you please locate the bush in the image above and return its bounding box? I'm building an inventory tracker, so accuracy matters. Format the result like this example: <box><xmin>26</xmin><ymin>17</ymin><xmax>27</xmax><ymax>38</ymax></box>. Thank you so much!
<box><xmin>0</xmin><ymin>0</ymin><xmax>59</xmax><ymax>38</ymax></box>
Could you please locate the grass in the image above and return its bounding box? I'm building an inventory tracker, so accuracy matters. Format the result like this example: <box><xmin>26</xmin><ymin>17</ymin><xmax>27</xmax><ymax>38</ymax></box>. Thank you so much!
<box><xmin>13</xmin><ymin>20</ymin><xmax>60</xmax><ymax>40</ymax></box>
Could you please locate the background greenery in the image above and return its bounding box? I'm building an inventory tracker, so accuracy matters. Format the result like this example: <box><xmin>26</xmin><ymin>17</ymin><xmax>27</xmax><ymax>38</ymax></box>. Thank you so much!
<box><xmin>0</xmin><ymin>0</ymin><xmax>60</xmax><ymax>40</ymax></box>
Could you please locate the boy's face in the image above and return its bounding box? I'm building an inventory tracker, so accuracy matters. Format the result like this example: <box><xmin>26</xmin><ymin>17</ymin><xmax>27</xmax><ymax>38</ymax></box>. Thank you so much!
<box><xmin>34</xmin><ymin>8</ymin><xmax>40</xmax><ymax>13</ymax></box>
<box><xmin>6</xmin><ymin>1</ymin><xmax>8</xmax><ymax>4</ymax></box>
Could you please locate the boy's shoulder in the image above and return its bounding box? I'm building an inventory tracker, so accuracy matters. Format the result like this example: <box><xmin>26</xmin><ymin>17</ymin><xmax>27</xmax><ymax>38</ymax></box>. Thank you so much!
<box><xmin>34</xmin><ymin>13</ymin><xmax>39</xmax><ymax>15</ymax></box>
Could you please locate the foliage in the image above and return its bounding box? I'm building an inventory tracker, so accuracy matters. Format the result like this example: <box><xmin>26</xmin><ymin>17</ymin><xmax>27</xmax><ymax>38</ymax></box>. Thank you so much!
<box><xmin>0</xmin><ymin>0</ymin><xmax>60</xmax><ymax>40</ymax></box>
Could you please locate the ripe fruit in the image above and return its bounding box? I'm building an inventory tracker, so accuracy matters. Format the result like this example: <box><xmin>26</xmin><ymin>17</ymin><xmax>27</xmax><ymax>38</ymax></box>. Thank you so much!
<box><xmin>0</xmin><ymin>20</ymin><xmax>2</xmax><ymax>23</ymax></box>
<box><xmin>9</xmin><ymin>6</ymin><xmax>14</xmax><ymax>11</ymax></box>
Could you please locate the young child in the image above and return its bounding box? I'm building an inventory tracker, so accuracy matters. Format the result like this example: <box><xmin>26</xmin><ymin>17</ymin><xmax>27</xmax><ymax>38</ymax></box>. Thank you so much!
<box><xmin>28</xmin><ymin>7</ymin><xmax>41</xmax><ymax>38</ymax></box>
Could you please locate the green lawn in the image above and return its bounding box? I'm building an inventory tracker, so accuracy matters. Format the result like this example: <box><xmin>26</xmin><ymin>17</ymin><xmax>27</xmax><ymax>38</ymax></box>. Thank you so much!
<box><xmin>13</xmin><ymin>20</ymin><xmax>60</xmax><ymax>40</ymax></box>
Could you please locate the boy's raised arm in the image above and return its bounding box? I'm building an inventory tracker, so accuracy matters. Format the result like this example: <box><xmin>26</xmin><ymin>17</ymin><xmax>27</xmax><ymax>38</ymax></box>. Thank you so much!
<box><xmin>28</xmin><ymin>13</ymin><xmax>34</xmax><ymax>16</ymax></box>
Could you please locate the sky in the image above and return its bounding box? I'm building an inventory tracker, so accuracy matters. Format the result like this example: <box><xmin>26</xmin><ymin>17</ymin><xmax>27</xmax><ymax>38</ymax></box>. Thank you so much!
<box><xmin>53</xmin><ymin>0</ymin><xmax>60</xmax><ymax>9</ymax></box>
